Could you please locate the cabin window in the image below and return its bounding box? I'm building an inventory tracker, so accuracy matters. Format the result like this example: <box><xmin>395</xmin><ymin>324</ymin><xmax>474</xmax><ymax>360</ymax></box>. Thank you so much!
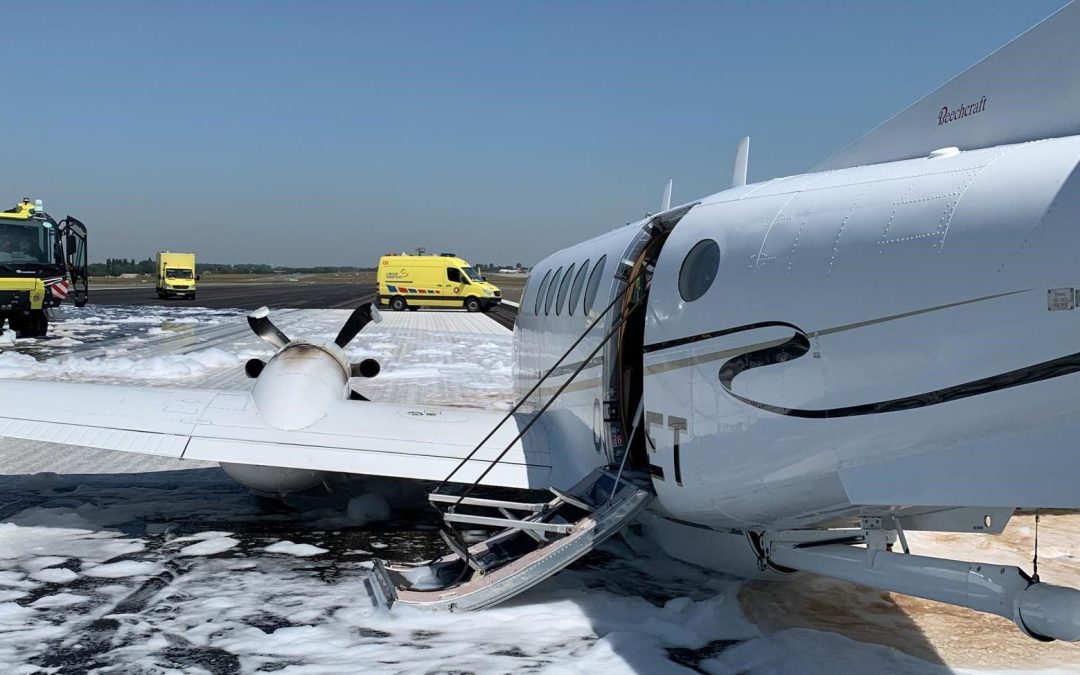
<box><xmin>679</xmin><ymin>239</ymin><xmax>720</xmax><ymax>302</ymax></box>
<box><xmin>556</xmin><ymin>263</ymin><xmax>575</xmax><ymax>316</ymax></box>
<box><xmin>583</xmin><ymin>254</ymin><xmax>607</xmax><ymax>313</ymax></box>
<box><xmin>446</xmin><ymin>267</ymin><xmax>462</xmax><ymax>283</ymax></box>
<box><xmin>568</xmin><ymin>259</ymin><xmax>590</xmax><ymax>316</ymax></box>
<box><xmin>533</xmin><ymin>269</ymin><xmax>552</xmax><ymax>315</ymax></box>
<box><xmin>545</xmin><ymin>266</ymin><xmax>563</xmax><ymax>316</ymax></box>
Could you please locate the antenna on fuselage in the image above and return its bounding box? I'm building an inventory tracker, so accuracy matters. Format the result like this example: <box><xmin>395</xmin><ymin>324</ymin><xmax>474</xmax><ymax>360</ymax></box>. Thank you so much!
<box><xmin>660</xmin><ymin>179</ymin><xmax>672</xmax><ymax>212</ymax></box>
<box><xmin>732</xmin><ymin>136</ymin><xmax>750</xmax><ymax>188</ymax></box>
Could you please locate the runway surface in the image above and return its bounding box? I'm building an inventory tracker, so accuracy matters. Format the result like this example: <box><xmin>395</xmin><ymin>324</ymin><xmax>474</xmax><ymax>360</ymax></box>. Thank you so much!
<box><xmin>0</xmin><ymin>306</ymin><xmax>1077</xmax><ymax>672</ymax></box>
<box><xmin>89</xmin><ymin>283</ymin><xmax>518</xmax><ymax>330</ymax></box>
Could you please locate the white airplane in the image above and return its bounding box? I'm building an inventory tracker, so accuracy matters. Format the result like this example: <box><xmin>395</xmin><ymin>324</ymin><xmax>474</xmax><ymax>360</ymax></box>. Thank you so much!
<box><xmin>4</xmin><ymin>1</ymin><xmax>1080</xmax><ymax>642</ymax></box>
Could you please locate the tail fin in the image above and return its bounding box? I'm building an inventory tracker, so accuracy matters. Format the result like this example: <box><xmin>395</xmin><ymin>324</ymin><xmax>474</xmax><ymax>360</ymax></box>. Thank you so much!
<box><xmin>816</xmin><ymin>2</ymin><xmax>1080</xmax><ymax>171</ymax></box>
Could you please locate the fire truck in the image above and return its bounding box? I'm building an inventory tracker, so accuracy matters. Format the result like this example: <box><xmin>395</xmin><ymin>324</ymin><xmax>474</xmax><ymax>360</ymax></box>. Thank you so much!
<box><xmin>0</xmin><ymin>198</ymin><xmax>88</xmax><ymax>338</ymax></box>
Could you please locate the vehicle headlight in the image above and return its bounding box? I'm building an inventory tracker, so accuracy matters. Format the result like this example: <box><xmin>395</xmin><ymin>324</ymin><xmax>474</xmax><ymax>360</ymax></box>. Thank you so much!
<box><xmin>484</xmin><ymin>288</ymin><xmax>494</xmax><ymax>297</ymax></box>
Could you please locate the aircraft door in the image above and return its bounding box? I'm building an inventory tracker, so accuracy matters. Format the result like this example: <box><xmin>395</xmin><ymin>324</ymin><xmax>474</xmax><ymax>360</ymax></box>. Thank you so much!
<box><xmin>600</xmin><ymin>206</ymin><xmax>694</xmax><ymax>471</ymax></box>
<box><xmin>59</xmin><ymin>217</ymin><xmax>88</xmax><ymax>307</ymax></box>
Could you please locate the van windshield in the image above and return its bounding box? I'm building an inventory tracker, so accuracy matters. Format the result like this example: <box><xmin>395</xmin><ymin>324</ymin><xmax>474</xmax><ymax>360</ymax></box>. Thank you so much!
<box><xmin>463</xmin><ymin>267</ymin><xmax>483</xmax><ymax>281</ymax></box>
<box><xmin>166</xmin><ymin>268</ymin><xmax>194</xmax><ymax>279</ymax></box>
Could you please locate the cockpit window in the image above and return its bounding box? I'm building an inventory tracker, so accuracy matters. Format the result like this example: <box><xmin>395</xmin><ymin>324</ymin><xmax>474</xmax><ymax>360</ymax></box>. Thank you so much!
<box><xmin>545</xmin><ymin>266</ymin><xmax>563</xmax><ymax>316</ymax></box>
<box><xmin>556</xmin><ymin>263</ymin><xmax>575</xmax><ymax>316</ymax></box>
<box><xmin>678</xmin><ymin>239</ymin><xmax>720</xmax><ymax>302</ymax></box>
<box><xmin>568</xmin><ymin>259</ymin><xmax>589</xmax><ymax>316</ymax></box>
<box><xmin>533</xmin><ymin>269</ymin><xmax>552</xmax><ymax>315</ymax></box>
<box><xmin>583</xmin><ymin>255</ymin><xmax>607</xmax><ymax>314</ymax></box>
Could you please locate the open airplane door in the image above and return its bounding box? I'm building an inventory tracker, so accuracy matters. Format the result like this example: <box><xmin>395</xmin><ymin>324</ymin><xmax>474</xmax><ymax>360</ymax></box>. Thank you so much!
<box><xmin>59</xmin><ymin>216</ymin><xmax>88</xmax><ymax>307</ymax></box>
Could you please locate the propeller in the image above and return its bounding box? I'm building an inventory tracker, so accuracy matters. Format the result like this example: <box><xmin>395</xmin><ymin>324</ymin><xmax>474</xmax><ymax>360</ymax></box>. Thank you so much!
<box><xmin>247</xmin><ymin>306</ymin><xmax>290</xmax><ymax>349</ymax></box>
<box><xmin>244</xmin><ymin>304</ymin><xmax>384</xmax><ymax>380</ymax></box>
<box><xmin>335</xmin><ymin>303</ymin><xmax>382</xmax><ymax>348</ymax></box>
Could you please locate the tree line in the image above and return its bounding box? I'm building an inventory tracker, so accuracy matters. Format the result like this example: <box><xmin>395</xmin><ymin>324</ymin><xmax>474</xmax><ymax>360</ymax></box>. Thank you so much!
<box><xmin>89</xmin><ymin>257</ymin><xmax>369</xmax><ymax>276</ymax></box>
<box><xmin>90</xmin><ymin>257</ymin><xmax>528</xmax><ymax>276</ymax></box>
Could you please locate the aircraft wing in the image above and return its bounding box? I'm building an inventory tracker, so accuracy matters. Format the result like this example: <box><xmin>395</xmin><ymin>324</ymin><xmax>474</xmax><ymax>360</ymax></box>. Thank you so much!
<box><xmin>0</xmin><ymin>380</ymin><xmax>550</xmax><ymax>488</ymax></box>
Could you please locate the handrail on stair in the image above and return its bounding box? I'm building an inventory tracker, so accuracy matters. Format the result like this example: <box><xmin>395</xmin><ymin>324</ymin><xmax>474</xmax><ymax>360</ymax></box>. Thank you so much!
<box><xmin>433</xmin><ymin>263</ymin><xmax>650</xmax><ymax>497</ymax></box>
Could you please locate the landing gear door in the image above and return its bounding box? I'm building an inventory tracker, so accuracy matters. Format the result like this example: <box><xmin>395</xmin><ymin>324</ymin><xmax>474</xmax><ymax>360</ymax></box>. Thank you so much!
<box><xmin>59</xmin><ymin>217</ymin><xmax>88</xmax><ymax>307</ymax></box>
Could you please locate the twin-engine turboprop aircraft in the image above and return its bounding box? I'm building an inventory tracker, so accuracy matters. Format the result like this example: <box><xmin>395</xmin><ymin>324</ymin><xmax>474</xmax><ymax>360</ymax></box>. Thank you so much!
<box><xmin>5</xmin><ymin>1</ymin><xmax>1080</xmax><ymax>642</ymax></box>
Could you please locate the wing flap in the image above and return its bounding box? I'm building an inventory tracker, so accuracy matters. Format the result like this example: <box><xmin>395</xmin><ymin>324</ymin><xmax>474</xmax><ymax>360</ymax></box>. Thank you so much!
<box><xmin>0</xmin><ymin>416</ymin><xmax>189</xmax><ymax>458</ymax></box>
<box><xmin>184</xmin><ymin>438</ymin><xmax>544</xmax><ymax>487</ymax></box>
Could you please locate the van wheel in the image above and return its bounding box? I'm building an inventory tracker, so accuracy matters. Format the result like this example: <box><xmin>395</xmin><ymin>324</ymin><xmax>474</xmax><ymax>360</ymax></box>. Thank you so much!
<box><xmin>464</xmin><ymin>297</ymin><xmax>481</xmax><ymax>313</ymax></box>
<box><xmin>390</xmin><ymin>296</ymin><xmax>407</xmax><ymax>311</ymax></box>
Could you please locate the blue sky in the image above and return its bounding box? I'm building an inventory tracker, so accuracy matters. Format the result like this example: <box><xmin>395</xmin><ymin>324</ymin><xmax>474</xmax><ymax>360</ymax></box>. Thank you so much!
<box><xmin>1</xmin><ymin>1</ymin><xmax>1064</xmax><ymax>266</ymax></box>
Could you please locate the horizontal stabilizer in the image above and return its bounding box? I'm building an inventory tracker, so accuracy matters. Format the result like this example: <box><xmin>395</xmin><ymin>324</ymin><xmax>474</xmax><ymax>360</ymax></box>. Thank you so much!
<box><xmin>816</xmin><ymin>2</ymin><xmax>1080</xmax><ymax>171</ymax></box>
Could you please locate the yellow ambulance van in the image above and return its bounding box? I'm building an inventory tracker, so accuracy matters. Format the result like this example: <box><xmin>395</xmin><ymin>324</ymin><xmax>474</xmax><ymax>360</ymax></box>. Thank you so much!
<box><xmin>378</xmin><ymin>253</ymin><xmax>502</xmax><ymax>312</ymax></box>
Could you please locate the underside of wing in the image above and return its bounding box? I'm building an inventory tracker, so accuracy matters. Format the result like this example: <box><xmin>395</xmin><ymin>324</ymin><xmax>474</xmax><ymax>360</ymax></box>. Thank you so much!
<box><xmin>0</xmin><ymin>380</ymin><xmax>551</xmax><ymax>489</ymax></box>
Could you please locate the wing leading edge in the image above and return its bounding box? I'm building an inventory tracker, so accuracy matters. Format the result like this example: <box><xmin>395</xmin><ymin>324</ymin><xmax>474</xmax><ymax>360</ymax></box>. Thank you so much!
<box><xmin>0</xmin><ymin>380</ymin><xmax>551</xmax><ymax>489</ymax></box>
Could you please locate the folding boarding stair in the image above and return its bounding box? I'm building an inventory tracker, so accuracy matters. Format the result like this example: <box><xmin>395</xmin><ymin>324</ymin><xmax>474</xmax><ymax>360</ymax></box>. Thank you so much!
<box><xmin>367</xmin><ymin>467</ymin><xmax>654</xmax><ymax>611</ymax></box>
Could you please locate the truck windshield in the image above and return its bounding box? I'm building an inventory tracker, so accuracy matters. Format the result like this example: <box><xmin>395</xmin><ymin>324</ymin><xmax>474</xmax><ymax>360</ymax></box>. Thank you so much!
<box><xmin>166</xmin><ymin>268</ymin><xmax>194</xmax><ymax>279</ymax></box>
<box><xmin>463</xmin><ymin>266</ymin><xmax>483</xmax><ymax>281</ymax></box>
<box><xmin>0</xmin><ymin>220</ymin><xmax>52</xmax><ymax>265</ymax></box>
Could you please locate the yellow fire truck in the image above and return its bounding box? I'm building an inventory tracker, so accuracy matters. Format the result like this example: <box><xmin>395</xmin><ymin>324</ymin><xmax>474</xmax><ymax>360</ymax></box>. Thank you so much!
<box><xmin>0</xmin><ymin>198</ymin><xmax>88</xmax><ymax>337</ymax></box>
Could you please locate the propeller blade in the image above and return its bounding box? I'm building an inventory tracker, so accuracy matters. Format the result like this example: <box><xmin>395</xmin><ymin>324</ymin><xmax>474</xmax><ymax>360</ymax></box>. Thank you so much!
<box><xmin>335</xmin><ymin>303</ymin><xmax>382</xmax><ymax>348</ymax></box>
<box><xmin>247</xmin><ymin>306</ymin><xmax>290</xmax><ymax>349</ymax></box>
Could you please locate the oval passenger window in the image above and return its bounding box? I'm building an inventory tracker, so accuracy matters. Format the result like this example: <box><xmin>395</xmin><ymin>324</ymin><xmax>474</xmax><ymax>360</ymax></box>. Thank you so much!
<box><xmin>568</xmin><ymin>259</ymin><xmax>590</xmax><ymax>316</ymax></box>
<box><xmin>556</xmin><ymin>263</ymin><xmax>575</xmax><ymax>316</ymax></box>
<box><xmin>545</xmin><ymin>266</ymin><xmax>563</xmax><ymax>316</ymax></box>
<box><xmin>679</xmin><ymin>239</ymin><xmax>720</xmax><ymax>302</ymax></box>
<box><xmin>533</xmin><ymin>269</ymin><xmax>551</xmax><ymax>315</ymax></box>
<box><xmin>583</xmin><ymin>255</ymin><xmax>607</xmax><ymax>314</ymax></box>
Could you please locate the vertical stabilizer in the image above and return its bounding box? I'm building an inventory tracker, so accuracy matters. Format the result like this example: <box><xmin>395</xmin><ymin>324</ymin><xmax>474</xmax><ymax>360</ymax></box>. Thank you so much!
<box><xmin>732</xmin><ymin>136</ymin><xmax>750</xmax><ymax>187</ymax></box>
<box><xmin>816</xmin><ymin>2</ymin><xmax>1080</xmax><ymax>171</ymax></box>
<box><xmin>660</xmin><ymin>179</ymin><xmax>672</xmax><ymax>212</ymax></box>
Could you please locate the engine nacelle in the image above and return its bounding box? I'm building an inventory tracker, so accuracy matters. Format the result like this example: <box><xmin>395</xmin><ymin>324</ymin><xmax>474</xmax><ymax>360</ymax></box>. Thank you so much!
<box><xmin>251</xmin><ymin>340</ymin><xmax>351</xmax><ymax>431</ymax></box>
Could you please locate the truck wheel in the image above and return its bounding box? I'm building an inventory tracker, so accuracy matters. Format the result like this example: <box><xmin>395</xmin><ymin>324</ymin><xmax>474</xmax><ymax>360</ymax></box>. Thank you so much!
<box><xmin>23</xmin><ymin>311</ymin><xmax>47</xmax><ymax>338</ymax></box>
<box><xmin>464</xmin><ymin>297</ymin><xmax>481</xmax><ymax>313</ymax></box>
<box><xmin>390</xmin><ymin>296</ymin><xmax>407</xmax><ymax>311</ymax></box>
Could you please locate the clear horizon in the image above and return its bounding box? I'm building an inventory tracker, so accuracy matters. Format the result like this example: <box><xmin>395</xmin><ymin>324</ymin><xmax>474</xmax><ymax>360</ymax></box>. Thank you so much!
<box><xmin>2</xmin><ymin>1</ymin><xmax>1064</xmax><ymax>266</ymax></box>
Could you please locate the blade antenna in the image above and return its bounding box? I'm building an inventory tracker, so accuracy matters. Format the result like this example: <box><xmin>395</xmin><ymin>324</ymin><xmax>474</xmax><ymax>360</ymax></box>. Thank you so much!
<box><xmin>732</xmin><ymin>136</ymin><xmax>750</xmax><ymax>188</ymax></box>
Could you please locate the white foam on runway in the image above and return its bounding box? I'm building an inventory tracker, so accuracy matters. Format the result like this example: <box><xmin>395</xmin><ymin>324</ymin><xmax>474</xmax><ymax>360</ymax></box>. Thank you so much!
<box><xmin>0</xmin><ymin>305</ymin><xmax>1075</xmax><ymax>673</ymax></box>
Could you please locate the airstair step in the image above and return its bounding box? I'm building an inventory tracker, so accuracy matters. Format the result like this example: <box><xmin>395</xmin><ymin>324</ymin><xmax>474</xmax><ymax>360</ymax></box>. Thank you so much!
<box><xmin>370</xmin><ymin>467</ymin><xmax>654</xmax><ymax>612</ymax></box>
<box><xmin>548</xmin><ymin>486</ymin><xmax>594</xmax><ymax>512</ymax></box>
<box><xmin>442</xmin><ymin>512</ymin><xmax>574</xmax><ymax>535</ymax></box>
<box><xmin>427</xmin><ymin>493</ymin><xmax>547</xmax><ymax>512</ymax></box>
